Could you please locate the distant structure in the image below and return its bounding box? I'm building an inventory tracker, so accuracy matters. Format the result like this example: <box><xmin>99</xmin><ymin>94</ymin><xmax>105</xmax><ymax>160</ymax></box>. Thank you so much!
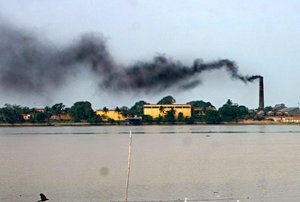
<box><xmin>96</xmin><ymin>110</ymin><xmax>125</xmax><ymax>121</ymax></box>
<box><xmin>34</xmin><ymin>108</ymin><xmax>45</xmax><ymax>113</ymax></box>
<box><xmin>193</xmin><ymin>106</ymin><xmax>216</xmax><ymax>116</ymax></box>
<box><xmin>22</xmin><ymin>114</ymin><xmax>31</xmax><ymax>121</ymax></box>
<box><xmin>269</xmin><ymin>115</ymin><xmax>300</xmax><ymax>123</ymax></box>
<box><xmin>50</xmin><ymin>114</ymin><xmax>72</xmax><ymax>121</ymax></box>
<box><xmin>125</xmin><ymin>116</ymin><xmax>142</xmax><ymax>125</ymax></box>
<box><xmin>273</xmin><ymin>104</ymin><xmax>286</xmax><ymax>111</ymax></box>
<box><xmin>143</xmin><ymin>104</ymin><xmax>191</xmax><ymax>118</ymax></box>
<box><xmin>264</xmin><ymin>103</ymin><xmax>300</xmax><ymax>123</ymax></box>
<box><xmin>259</xmin><ymin>76</ymin><xmax>264</xmax><ymax>109</ymax></box>
<box><xmin>267</xmin><ymin>104</ymin><xmax>300</xmax><ymax>116</ymax></box>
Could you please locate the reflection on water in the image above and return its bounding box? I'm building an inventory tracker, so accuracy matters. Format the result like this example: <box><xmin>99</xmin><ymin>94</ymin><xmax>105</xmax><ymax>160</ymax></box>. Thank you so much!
<box><xmin>0</xmin><ymin>125</ymin><xmax>300</xmax><ymax>202</ymax></box>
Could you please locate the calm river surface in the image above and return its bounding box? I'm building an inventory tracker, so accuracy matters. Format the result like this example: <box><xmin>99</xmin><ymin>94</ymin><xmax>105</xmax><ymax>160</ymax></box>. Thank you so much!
<box><xmin>0</xmin><ymin>125</ymin><xmax>299</xmax><ymax>202</ymax></box>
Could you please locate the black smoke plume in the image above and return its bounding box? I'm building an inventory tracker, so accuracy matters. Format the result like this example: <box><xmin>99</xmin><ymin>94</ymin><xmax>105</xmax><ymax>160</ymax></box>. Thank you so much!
<box><xmin>247</xmin><ymin>75</ymin><xmax>263</xmax><ymax>82</ymax></box>
<box><xmin>0</xmin><ymin>22</ymin><xmax>261</xmax><ymax>94</ymax></box>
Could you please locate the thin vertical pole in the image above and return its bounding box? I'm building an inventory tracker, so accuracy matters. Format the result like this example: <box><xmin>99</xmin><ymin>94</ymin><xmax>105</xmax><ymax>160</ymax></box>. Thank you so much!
<box><xmin>125</xmin><ymin>130</ymin><xmax>132</xmax><ymax>202</ymax></box>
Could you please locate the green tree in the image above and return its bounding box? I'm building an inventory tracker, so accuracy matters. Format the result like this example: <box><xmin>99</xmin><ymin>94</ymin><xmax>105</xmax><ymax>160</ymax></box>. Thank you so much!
<box><xmin>177</xmin><ymin>112</ymin><xmax>184</xmax><ymax>122</ymax></box>
<box><xmin>51</xmin><ymin>103</ymin><xmax>65</xmax><ymax>115</ymax></box>
<box><xmin>0</xmin><ymin>105</ymin><xmax>24</xmax><ymax>124</ymax></box>
<box><xmin>108</xmin><ymin>118</ymin><xmax>115</xmax><ymax>124</ymax></box>
<box><xmin>19</xmin><ymin>106</ymin><xmax>31</xmax><ymax>114</ymax></box>
<box><xmin>187</xmin><ymin>100</ymin><xmax>213</xmax><ymax>108</ymax></box>
<box><xmin>103</xmin><ymin>107</ymin><xmax>109</xmax><ymax>113</ymax></box>
<box><xmin>157</xmin><ymin>95</ymin><xmax>176</xmax><ymax>104</ymax></box>
<box><xmin>130</xmin><ymin>100</ymin><xmax>149</xmax><ymax>116</ymax></box>
<box><xmin>159</xmin><ymin>106</ymin><xmax>165</xmax><ymax>115</ymax></box>
<box><xmin>184</xmin><ymin>116</ymin><xmax>195</xmax><ymax>124</ymax></box>
<box><xmin>87</xmin><ymin>114</ymin><xmax>102</xmax><ymax>124</ymax></box>
<box><xmin>115</xmin><ymin>107</ymin><xmax>121</xmax><ymax>114</ymax></box>
<box><xmin>0</xmin><ymin>108</ymin><xmax>4</xmax><ymax>123</ymax></box>
<box><xmin>154</xmin><ymin>115</ymin><xmax>163</xmax><ymax>124</ymax></box>
<box><xmin>219</xmin><ymin>99</ymin><xmax>233</xmax><ymax>122</ymax></box>
<box><xmin>264</xmin><ymin>106</ymin><xmax>273</xmax><ymax>112</ymax></box>
<box><xmin>34</xmin><ymin>112</ymin><xmax>47</xmax><ymax>123</ymax></box>
<box><xmin>254</xmin><ymin>116</ymin><xmax>265</xmax><ymax>121</ymax></box>
<box><xmin>29</xmin><ymin>115</ymin><xmax>35</xmax><ymax>123</ymax></box>
<box><xmin>70</xmin><ymin>101</ymin><xmax>94</xmax><ymax>122</ymax></box>
<box><xmin>120</xmin><ymin>106</ymin><xmax>130</xmax><ymax>117</ymax></box>
<box><xmin>3</xmin><ymin>104</ymin><xmax>31</xmax><ymax>115</ymax></box>
<box><xmin>44</xmin><ymin>106</ymin><xmax>53</xmax><ymax>124</ymax></box>
<box><xmin>142</xmin><ymin>115</ymin><xmax>153</xmax><ymax>123</ymax></box>
<box><xmin>218</xmin><ymin>99</ymin><xmax>249</xmax><ymax>122</ymax></box>
<box><xmin>237</xmin><ymin>105</ymin><xmax>249</xmax><ymax>117</ymax></box>
<box><xmin>204</xmin><ymin>110</ymin><xmax>222</xmax><ymax>124</ymax></box>
<box><xmin>102</xmin><ymin>107</ymin><xmax>109</xmax><ymax>120</ymax></box>
<box><xmin>164</xmin><ymin>108</ymin><xmax>175</xmax><ymax>123</ymax></box>
<box><xmin>114</xmin><ymin>107</ymin><xmax>122</xmax><ymax>121</ymax></box>
<box><xmin>29</xmin><ymin>112</ymin><xmax>47</xmax><ymax>123</ymax></box>
<box><xmin>64</xmin><ymin>107</ymin><xmax>71</xmax><ymax>114</ymax></box>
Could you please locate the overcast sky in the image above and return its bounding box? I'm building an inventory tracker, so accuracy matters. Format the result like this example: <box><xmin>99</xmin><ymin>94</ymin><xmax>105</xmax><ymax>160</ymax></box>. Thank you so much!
<box><xmin>0</xmin><ymin>0</ymin><xmax>299</xmax><ymax>109</ymax></box>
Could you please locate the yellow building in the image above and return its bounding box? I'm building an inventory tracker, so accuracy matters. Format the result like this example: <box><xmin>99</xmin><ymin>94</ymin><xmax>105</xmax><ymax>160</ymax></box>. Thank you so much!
<box><xmin>266</xmin><ymin>116</ymin><xmax>300</xmax><ymax>123</ymax></box>
<box><xmin>96</xmin><ymin>110</ymin><xmax>125</xmax><ymax>121</ymax></box>
<box><xmin>50</xmin><ymin>114</ymin><xmax>72</xmax><ymax>121</ymax></box>
<box><xmin>143</xmin><ymin>104</ymin><xmax>191</xmax><ymax>118</ymax></box>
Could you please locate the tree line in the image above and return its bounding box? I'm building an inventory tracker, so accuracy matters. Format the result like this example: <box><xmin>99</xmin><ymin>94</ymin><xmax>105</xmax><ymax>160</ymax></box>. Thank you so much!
<box><xmin>0</xmin><ymin>102</ymin><xmax>101</xmax><ymax>124</ymax></box>
<box><xmin>141</xmin><ymin>96</ymin><xmax>250</xmax><ymax>124</ymax></box>
<box><xmin>0</xmin><ymin>96</ymin><xmax>258</xmax><ymax>125</ymax></box>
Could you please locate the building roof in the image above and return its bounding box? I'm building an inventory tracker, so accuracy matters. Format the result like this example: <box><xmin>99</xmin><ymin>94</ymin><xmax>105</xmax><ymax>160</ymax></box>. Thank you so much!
<box><xmin>279</xmin><ymin>107</ymin><xmax>300</xmax><ymax>115</ymax></box>
<box><xmin>144</xmin><ymin>104</ymin><xmax>191</xmax><ymax>107</ymax></box>
<box><xmin>96</xmin><ymin>109</ymin><xmax>121</xmax><ymax>112</ymax></box>
<box><xmin>193</xmin><ymin>106</ymin><xmax>216</xmax><ymax>110</ymax></box>
<box><xmin>273</xmin><ymin>104</ymin><xmax>286</xmax><ymax>111</ymax></box>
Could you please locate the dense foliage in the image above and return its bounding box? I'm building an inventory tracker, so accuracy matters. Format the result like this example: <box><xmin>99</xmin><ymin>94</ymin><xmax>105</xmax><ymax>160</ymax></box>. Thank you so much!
<box><xmin>0</xmin><ymin>104</ymin><xmax>25</xmax><ymax>124</ymax></box>
<box><xmin>187</xmin><ymin>100</ymin><xmax>213</xmax><ymax>108</ymax></box>
<box><xmin>0</xmin><ymin>96</ymin><xmax>252</xmax><ymax>125</ymax></box>
<box><xmin>130</xmin><ymin>100</ymin><xmax>149</xmax><ymax>116</ymax></box>
<box><xmin>157</xmin><ymin>95</ymin><xmax>176</xmax><ymax>104</ymax></box>
<box><xmin>204</xmin><ymin>110</ymin><xmax>222</xmax><ymax>124</ymax></box>
<box><xmin>218</xmin><ymin>99</ymin><xmax>249</xmax><ymax>122</ymax></box>
<box><xmin>70</xmin><ymin>101</ymin><xmax>98</xmax><ymax>122</ymax></box>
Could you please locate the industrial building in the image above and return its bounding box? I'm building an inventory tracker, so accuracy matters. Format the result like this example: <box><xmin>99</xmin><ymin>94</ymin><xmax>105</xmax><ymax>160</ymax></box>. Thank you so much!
<box><xmin>143</xmin><ymin>104</ymin><xmax>191</xmax><ymax>118</ymax></box>
<box><xmin>96</xmin><ymin>110</ymin><xmax>125</xmax><ymax>121</ymax></box>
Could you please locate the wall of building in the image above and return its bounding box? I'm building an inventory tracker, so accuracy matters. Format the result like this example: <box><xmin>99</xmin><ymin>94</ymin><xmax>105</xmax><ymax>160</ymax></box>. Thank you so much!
<box><xmin>96</xmin><ymin>110</ymin><xmax>125</xmax><ymax>121</ymax></box>
<box><xmin>266</xmin><ymin>116</ymin><xmax>300</xmax><ymax>123</ymax></box>
<box><xmin>49</xmin><ymin>114</ymin><xmax>73</xmax><ymax>121</ymax></box>
<box><xmin>143</xmin><ymin>104</ymin><xmax>191</xmax><ymax>118</ymax></box>
<box><xmin>283</xmin><ymin>117</ymin><xmax>300</xmax><ymax>123</ymax></box>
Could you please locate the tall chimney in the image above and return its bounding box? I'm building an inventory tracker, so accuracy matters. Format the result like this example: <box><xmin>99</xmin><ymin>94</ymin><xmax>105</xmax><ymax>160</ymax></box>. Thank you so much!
<box><xmin>259</xmin><ymin>76</ymin><xmax>264</xmax><ymax>109</ymax></box>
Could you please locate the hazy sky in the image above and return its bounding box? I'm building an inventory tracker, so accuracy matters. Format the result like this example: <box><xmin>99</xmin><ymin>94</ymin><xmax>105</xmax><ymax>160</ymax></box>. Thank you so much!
<box><xmin>0</xmin><ymin>0</ymin><xmax>300</xmax><ymax>109</ymax></box>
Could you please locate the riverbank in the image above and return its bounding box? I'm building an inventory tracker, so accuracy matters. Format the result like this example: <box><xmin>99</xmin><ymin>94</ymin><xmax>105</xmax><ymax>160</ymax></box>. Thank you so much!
<box><xmin>0</xmin><ymin>121</ymin><xmax>296</xmax><ymax>127</ymax></box>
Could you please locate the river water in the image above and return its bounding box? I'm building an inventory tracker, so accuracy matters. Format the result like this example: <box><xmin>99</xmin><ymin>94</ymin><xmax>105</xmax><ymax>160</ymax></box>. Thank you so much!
<box><xmin>0</xmin><ymin>125</ymin><xmax>299</xmax><ymax>202</ymax></box>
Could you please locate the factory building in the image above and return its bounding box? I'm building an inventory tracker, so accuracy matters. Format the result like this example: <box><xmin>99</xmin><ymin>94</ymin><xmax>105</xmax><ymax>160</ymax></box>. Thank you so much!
<box><xmin>96</xmin><ymin>110</ymin><xmax>125</xmax><ymax>121</ymax></box>
<box><xmin>143</xmin><ymin>104</ymin><xmax>191</xmax><ymax>118</ymax></box>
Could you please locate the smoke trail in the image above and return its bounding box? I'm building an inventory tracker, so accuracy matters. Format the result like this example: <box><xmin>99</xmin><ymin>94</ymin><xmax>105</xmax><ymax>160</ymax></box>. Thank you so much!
<box><xmin>0</xmin><ymin>21</ymin><xmax>261</xmax><ymax>94</ymax></box>
<box><xmin>246</xmin><ymin>75</ymin><xmax>263</xmax><ymax>82</ymax></box>
<box><xmin>0</xmin><ymin>22</ymin><xmax>115</xmax><ymax>92</ymax></box>
<box><xmin>103</xmin><ymin>57</ymin><xmax>262</xmax><ymax>92</ymax></box>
